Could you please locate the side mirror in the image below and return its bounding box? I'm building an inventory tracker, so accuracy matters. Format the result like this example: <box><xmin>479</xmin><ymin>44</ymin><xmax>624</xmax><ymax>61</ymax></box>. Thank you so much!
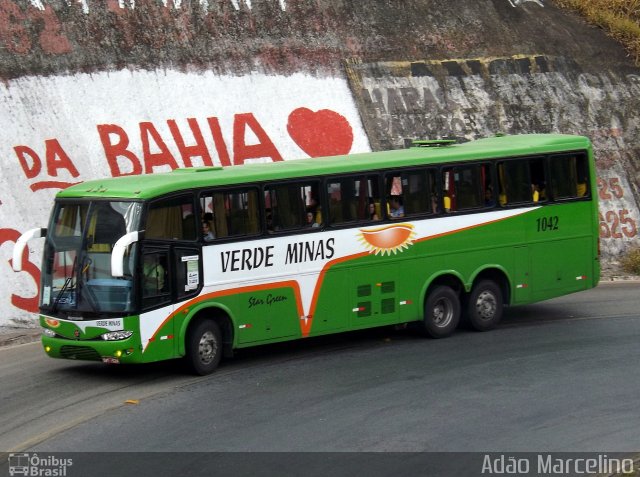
<box><xmin>12</xmin><ymin>228</ymin><xmax>47</xmax><ymax>272</ymax></box>
<box><xmin>111</xmin><ymin>231</ymin><xmax>140</xmax><ymax>278</ymax></box>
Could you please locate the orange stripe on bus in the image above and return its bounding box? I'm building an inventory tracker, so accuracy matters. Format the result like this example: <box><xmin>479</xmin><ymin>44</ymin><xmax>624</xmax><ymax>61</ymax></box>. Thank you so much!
<box><xmin>148</xmin><ymin>280</ymin><xmax>304</xmax><ymax>345</ymax></box>
<box><xmin>148</xmin><ymin>212</ymin><xmax>527</xmax><ymax>346</ymax></box>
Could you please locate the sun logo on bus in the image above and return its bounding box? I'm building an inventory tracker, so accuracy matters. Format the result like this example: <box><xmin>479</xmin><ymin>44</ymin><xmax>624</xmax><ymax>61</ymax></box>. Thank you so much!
<box><xmin>45</xmin><ymin>318</ymin><xmax>60</xmax><ymax>328</ymax></box>
<box><xmin>358</xmin><ymin>223</ymin><xmax>416</xmax><ymax>255</ymax></box>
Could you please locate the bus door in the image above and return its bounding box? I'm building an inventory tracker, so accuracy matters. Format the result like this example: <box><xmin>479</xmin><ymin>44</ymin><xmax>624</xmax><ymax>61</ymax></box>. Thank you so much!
<box><xmin>140</xmin><ymin>245</ymin><xmax>174</xmax><ymax>357</ymax></box>
<box><xmin>140</xmin><ymin>245</ymin><xmax>202</xmax><ymax>357</ymax></box>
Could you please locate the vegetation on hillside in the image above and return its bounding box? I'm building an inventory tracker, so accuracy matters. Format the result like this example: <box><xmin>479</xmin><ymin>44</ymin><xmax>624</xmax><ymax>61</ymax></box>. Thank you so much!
<box><xmin>553</xmin><ymin>0</ymin><xmax>640</xmax><ymax>63</ymax></box>
<box><xmin>620</xmin><ymin>247</ymin><xmax>640</xmax><ymax>275</ymax></box>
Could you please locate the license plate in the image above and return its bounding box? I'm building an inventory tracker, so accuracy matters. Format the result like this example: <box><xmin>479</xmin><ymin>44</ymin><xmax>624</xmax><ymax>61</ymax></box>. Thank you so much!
<box><xmin>102</xmin><ymin>357</ymin><xmax>120</xmax><ymax>364</ymax></box>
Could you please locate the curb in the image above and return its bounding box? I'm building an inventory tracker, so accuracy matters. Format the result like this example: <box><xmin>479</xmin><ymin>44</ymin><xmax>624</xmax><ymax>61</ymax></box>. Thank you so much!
<box><xmin>0</xmin><ymin>329</ymin><xmax>41</xmax><ymax>348</ymax></box>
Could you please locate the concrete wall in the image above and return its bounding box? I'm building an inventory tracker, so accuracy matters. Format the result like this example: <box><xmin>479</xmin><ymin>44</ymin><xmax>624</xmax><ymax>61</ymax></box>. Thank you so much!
<box><xmin>347</xmin><ymin>56</ymin><xmax>640</xmax><ymax>263</ymax></box>
<box><xmin>1</xmin><ymin>0</ymin><xmax>640</xmax><ymax>326</ymax></box>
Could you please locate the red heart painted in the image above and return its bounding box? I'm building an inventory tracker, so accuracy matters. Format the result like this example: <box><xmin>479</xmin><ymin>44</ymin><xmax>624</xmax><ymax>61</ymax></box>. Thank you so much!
<box><xmin>287</xmin><ymin>108</ymin><xmax>354</xmax><ymax>157</ymax></box>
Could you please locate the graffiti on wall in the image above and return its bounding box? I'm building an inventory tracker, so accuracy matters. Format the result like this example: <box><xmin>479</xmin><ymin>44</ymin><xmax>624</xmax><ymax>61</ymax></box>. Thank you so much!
<box><xmin>346</xmin><ymin>55</ymin><xmax>640</xmax><ymax>264</ymax></box>
<box><xmin>508</xmin><ymin>0</ymin><xmax>543</xmax><ymax>7</ymax></box>
<box><xmin>21</xmin><ymin>0</ymin><xmax>285</xmax><ymax>13</ymax></box>
<box><xmin>0</xmin><ymin>70</ymin><xmax>370</xmax><ymax>325</ymax></box>
<box><xmin>0</xmin><ymin>0</ymin><xmax>287</xmax><ymax>58</ymax></box>
<box><xmin>598</xmin><ymin>175</ymin><xmax>637</xmax><ymax>244</ymax></box>
<box><xmin>14</xmin><ymin>106</ymin><xmax>355</xmax><ymax>186</ymax></box>
<box><xmin>1</xmin><ymin>0</ymin><xmax>397</xmax><ymax>84</ymax></box>
<box><xmin>591</xmin><ymin>128</ymin><xmax>640</xmax><ymax>263</ymax></box>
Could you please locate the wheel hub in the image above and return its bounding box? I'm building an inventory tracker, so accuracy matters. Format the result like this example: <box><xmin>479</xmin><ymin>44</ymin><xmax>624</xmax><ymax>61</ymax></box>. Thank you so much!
<box><xmin>198</xmin><ymin>330</ymin><xmax>217</xmax><ymax>365</ymax></box>
<box><xmin>433</xmin><ymin>297</ymin><xmax>453</xmax><ymax>327</ymax></box>
<box><xmin>475</xmin><ymin>291</ymin><xmax>497</xmax><ymax>320</ymax></box>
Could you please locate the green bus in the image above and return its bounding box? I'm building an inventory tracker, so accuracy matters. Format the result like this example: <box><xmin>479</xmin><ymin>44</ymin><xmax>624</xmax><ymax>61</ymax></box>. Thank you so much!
<box><xmin>13</xmin><ymin>134</ymin><xmax>599</xmax><ymax>375</ymax></box>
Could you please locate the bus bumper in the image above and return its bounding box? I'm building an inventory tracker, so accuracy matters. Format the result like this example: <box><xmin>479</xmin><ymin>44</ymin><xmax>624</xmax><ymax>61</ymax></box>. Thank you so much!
<box><xmin>41</xmin><ymin>334</ymin><xmax>143</xmax><ymax>364</ymax></box>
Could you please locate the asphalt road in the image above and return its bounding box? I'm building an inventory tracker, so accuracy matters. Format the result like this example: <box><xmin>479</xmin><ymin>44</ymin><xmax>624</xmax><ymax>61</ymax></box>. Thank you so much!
<box><xmin>1</xmin><ymin>282</ymin><xmax>639</xmax><ymax>474</ymax></box>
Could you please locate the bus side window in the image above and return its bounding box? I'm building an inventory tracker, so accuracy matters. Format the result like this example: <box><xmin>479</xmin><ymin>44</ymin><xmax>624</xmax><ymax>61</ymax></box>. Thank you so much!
<box><xmin>385</xmin><ymin>169</ymin><xmax>434</xmax><ymax>217</ymax></box>
<box><xmin>200</xmin><ymin>189</ymin><xmax>259</xmax><ymax>238</ymax></box>
<box><xmin>384</xmin><ymin>175</ymin><xmax>404</xmax><ymax>218</ymax></box>
<box><xmin>442</xmin><ymin>165</ymin><xmax>484</xmax><ymax>212</ymax></box>
<box><xmin>228</xmin><ymin>189</ymin><xmax>259</xmax><ymax>236</ymax></box>
<box><xmin>327</xmin><ymin>175</ymin><xmax>379</xmax><ymax>225</ymax></box>
<box><xmin>265</xmin><ymin>181</ymin><xmax>321</xmax><ymax>231</ymax></box>
<box><xmin>146</xmin><ymin>195</ymin><xmax>197</xmax><ymax>241</ymax></box>
<box><xmin>497</xmin><ymin>158</ymin><xmax>546</xmax><ymax>206</ymax></box>
<box><xmin>549</xmin><ymin>154</ymin><xmax>588</xmax><ymax>200</ymax></box>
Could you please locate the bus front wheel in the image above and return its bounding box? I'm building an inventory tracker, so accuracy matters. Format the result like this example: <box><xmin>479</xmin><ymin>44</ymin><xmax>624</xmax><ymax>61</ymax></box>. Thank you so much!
<box><xmin>466</xmin><ymin>280</ymin><xmax>503</xmax><ymax>331</ymax></box>
<box><xmin>185</xmin><ymin>320</ymin><xmax>222</xmax><ymax>375</ymax></box>
<box><xmin>422</xmin><ymin>286</ymin><xmax>460</xmax><ymax>338</ymax></box>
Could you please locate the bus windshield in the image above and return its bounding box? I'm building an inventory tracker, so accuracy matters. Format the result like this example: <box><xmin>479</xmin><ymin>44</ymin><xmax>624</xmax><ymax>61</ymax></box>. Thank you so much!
<box><xmin>41</xmin><ymin>200</ymin><xmax>142</xmax><ymax>318</ymax></box>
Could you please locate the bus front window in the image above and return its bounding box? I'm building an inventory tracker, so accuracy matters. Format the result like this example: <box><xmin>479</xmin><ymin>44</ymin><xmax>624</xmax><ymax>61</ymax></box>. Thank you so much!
<box><xmin>41</xmin><ymin>200</ymin><xmax>142</xmax><ymax>317</ymax></box>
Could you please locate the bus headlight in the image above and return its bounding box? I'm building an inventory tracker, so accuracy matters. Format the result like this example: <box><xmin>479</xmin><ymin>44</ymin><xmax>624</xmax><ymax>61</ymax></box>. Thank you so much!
<box><xmin>101</xmin><ymin>331</ymin><xmax>133</xmax><ymax>341</ymax></box>
<box><xmin>42</xmin><ymin>328</ymin><xmax>56</xmax><ymax>338</ymax></box>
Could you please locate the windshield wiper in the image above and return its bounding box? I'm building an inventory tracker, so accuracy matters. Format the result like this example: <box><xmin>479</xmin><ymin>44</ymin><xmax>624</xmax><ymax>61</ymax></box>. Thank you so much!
<box><xmin>51</xmin><ymin>255</ymin><xmax>77</xmax><ymax>314</ymax></box>
<box><xmin>51</xmin><ymin>276</ymin><xmax>74</xmax><ymax>314</ymax></box>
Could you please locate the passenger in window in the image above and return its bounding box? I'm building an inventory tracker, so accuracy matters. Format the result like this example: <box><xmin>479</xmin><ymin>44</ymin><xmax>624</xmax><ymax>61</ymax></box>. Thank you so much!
<box><xmin>202</xmin><ymin>220</ymin><xmax>215</xmax><ymax>242</ymax></box>
<box><xmin>431</xmin><ymin>193</ymin><xmax>439</xmax><ymax>214</ymax></box>
<box><xmin>443</xmin><ymin>194</ymin><xmax>452</xmax><ymax>213</ymax></box>
<box><xmin>266</xmin><ymin>213</ymin><xmax>275</xmax><ymax>233</ymax></box>
<box><xmin>484</xmin><ymin>186</ymin><xmax>496</xmax><ymax>207</ymax></box>
<box><xmin>306</xmin><ymin>195</ymin><xmax>322</xmax><ymax>227</ymax></box>
<box><xmin>368</xmin><ymin>201</ymin><xmax>380</xmax><ymax>221</ymax></box>
<box><xmin>532</xmin><ymin>184</ymin><xmax>540</xmax><ymax>203</ymax></box>
<box><xmin>577</xmin><ymin>176</ymin><xmax>588</xmax><ymax>197</ymax></box>
<box><xmin>306</xmin><ymin>210</ymin><xmax>320</xmax><ymax>228</ymax></box>
<box><xmin>143</xmin><ymin>256</ymin><xmax>165</xmax><ymax>295</ymax></box>
<box><xmin>389</xmin><ymin>196</ymin><xmax>405</xmax><ymax>218</ymax></box>
<box><xmin>306</xmin><ymin>196</ymin><xmax>320</xmax><ymax>223</ymax></box>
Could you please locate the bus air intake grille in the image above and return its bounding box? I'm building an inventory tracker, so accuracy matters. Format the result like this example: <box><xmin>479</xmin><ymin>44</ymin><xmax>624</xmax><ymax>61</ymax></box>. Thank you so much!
<box><xmin>381</xmin><ymin>282</ymin><xmax>395</xmax><ymax>294</ymax></box>
<box><xmin>60</xmin><ymin>346</ymin><xmax>102</xmax><ymax>361</ymax></box>
<box><xmin>381</xmin><ymin>298</ymin><xmax>396</xmax><ymax>314</ymax></box>
<box><xmin>357</xmin><ymin>285</ymin><xmax>372</xmax><ymax>297</ymax></box>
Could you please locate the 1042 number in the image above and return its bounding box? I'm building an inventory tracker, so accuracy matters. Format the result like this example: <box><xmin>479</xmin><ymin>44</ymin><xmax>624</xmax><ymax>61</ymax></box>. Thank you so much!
<box><xmin>536</xmin><ymin>216</ymin><xmax>559</xmax><ymax>232</ymax></box>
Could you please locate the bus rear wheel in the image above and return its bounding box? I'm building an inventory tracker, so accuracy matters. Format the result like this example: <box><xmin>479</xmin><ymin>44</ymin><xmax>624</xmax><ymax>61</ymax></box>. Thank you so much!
<box><xmin>466</xmin><ymin>280</ymin><xmax>503</xmax><ymax>331</ymax></box>
<box><xmin>186</xmin><ymin>320</ymin><xmax>222</xmax><ymax>375</ymax></box>
<box><xmin>422</xmin><ymin>285</ymin><xmax>460</xmax><ymax>338</ymax></box>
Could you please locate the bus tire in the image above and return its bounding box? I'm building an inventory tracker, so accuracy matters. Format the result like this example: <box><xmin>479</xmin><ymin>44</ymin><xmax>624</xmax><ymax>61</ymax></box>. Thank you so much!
<box><xmin>466</xmin><ymin>280</ymin><xmax>503</xmax><ymax>331</ymax></box>
<box><xmin>422</xmin><ymin>286</ymin><xmax>460</xmax><ymax>338</ymax></box>
<box><xmin>185</xmin><ymin>320</ymin><xmax>222</xmax><ymax>375</ymax></box>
